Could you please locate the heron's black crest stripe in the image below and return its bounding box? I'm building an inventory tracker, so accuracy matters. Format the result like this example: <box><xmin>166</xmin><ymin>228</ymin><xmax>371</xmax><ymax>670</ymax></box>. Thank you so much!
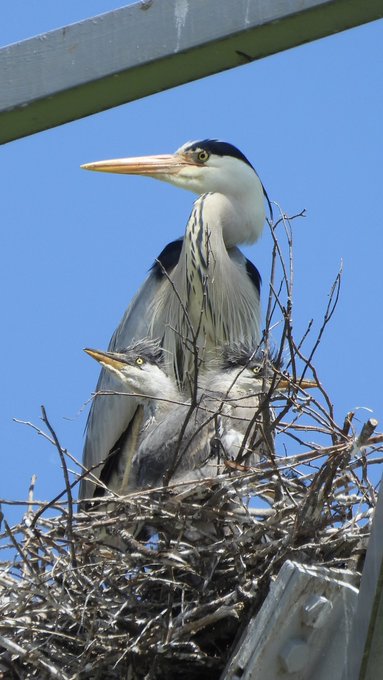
<box><xmin>222</xmin><ymin>347</ymin><xmax>264</xmax><ymax>369</ymax></box>
<box><xmin>245</xmin><ymin>258</ymin><xmax>261</xmax><ymax>295</ymax></box>
<box><xmin>151</xmin><ymin>238</ymin><xmax>183</xmax><ymax>280</ymax></box>
<box><xmin>117</xmin><ymin>338</ymin><xmax>164</xmax><ymax>365</ymax></box>
<box><xmin>185</xmin><ymin>139</ymin><xmax>272</xmax><ymax>217</ymax></box>
<box><xmin>185</xmin><ymin>139</ymin><xmax>254</xmax><ymax>169</ymax></box>
<box><xmin>221</xmin><ymin>345</ymin><xmax>282</xmax><ymax>371</ymax></box>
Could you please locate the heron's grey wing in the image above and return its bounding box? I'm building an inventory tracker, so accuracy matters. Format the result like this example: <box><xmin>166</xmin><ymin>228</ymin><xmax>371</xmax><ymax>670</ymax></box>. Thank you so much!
<box><xmin>80</xmin><ymin>273</ymin><xmax>159</xmax><ymax>500</ymax></box>
<box><xmin>227</xmin><ymin>247</ymin><xmax>262</xmax><ymax>344</ymax></box>
<box><xmin>130</xmin><ymin>403</ymin><xmax>223</xmax><ymax>489</ymax></box>
<box><xmin>80</xmin><ymin>239</ymin><xmax>183</xmax><ymax>501</ymax></box>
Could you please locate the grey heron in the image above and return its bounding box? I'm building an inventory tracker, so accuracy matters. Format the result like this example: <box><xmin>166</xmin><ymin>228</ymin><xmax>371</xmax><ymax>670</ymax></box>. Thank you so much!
<box><xmin>80</xmin><ymin>140</ymin><xmax>271</xmax><ymax>501</ymax></box>
<box><xmin>84</xmin><ymin>342</ymin><xmax>315</xmax><ymax>496</ymax></box>
<box><xmin>82</xmin><ymin>339</ymin><xmax>180</xmax><ymax>499</ymax></box>
<box><xmin>130</xmin><ymin>347</ymin><xmax>316</xmax><ymax>490</ymax></box>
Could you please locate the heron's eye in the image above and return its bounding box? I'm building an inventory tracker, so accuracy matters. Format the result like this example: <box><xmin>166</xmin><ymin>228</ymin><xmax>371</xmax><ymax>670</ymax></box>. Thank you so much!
<box><xmin>197</xmin><ymin>150</ymin><xmax>209</xmax><ymax>163</ymax></box>
<box><xmin>252</xmin><ymin>365</ymin><xmax>262</xmax><ymax>375</ymax></box>
<box><xmin>135</xmin><ymin>357</ymin><xmax>145</xmax><ymax>366</ymax></box>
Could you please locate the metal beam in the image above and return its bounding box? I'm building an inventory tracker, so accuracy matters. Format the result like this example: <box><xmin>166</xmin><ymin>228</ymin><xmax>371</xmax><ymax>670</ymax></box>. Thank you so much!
<box><xmin>1</xmin><ymin>0</ymin><xmax>382</xmax><ymax>144</ymax></box>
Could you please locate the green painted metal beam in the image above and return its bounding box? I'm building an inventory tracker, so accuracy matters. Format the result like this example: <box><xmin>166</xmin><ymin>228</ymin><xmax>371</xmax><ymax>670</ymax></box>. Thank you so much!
<box><xmin>1</xmin><ymin>0</ymin><xmax>382</xmax><ymax>144</ymax></box>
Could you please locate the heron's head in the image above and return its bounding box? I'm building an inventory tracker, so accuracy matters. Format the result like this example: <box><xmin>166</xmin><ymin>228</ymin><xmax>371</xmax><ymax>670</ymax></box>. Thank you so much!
<box><xmin>84</xmin><ymin>339</ymin><xmax>178</xmax><ymax>402</ymax></box>
<box><xmin>81</xmin><ymin>139</ymin><xmax>269</xmax><ymax>206</ymax></box>
<box><xmin>208</xmin><ymin>345</ymin><xmax>317</xmax><ymax>395</ymax></box>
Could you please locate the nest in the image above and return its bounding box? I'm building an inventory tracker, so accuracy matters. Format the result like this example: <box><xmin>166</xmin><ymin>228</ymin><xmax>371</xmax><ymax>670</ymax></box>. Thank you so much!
<box><xmin>1</xmin><ymin>411</ymin><xmax>381</xmax><ymax>679</ymax></box>
<box><xmin>1</xmin><ymin>213</ymin><xmax>382</xmax><ymax>678</ymax></box>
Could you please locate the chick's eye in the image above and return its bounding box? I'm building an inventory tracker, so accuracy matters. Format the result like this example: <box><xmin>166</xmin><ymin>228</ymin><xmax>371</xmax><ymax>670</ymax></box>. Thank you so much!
<box><xmin>135</xmin><ymin>357</ymin><xmax>144</xmax><ymax>366</ymax></box>
<box><xmin>197</xmin><ymin>150</ymin><xmax>209</xmax><ymax>163</ymax></box>
<box><xmin>252</xmin><ymin>366</ymin><xmax>262</xmax><ymax>375</ymax></box>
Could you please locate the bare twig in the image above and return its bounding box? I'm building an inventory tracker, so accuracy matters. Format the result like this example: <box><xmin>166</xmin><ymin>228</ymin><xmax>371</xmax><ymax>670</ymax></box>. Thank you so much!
<box><xmin>40</xmin><ymin>406</ymin><xmax>77</xmax><ymax>568</ymax></box>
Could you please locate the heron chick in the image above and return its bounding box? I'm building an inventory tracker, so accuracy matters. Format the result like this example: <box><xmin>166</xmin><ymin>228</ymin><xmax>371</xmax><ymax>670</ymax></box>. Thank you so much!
<box><xmin>132</xmin><ymin>347</ymin><xmax>317</xmax><ymax>489</ymax></box>
<box><xmin>84</xmin><ymin>342</ymin><xmax>316</xmax><ymax>496</ymax></box>
<box><xmin>82</xmin><ymin>339</ymin><xmax>180</xmax><ymax>501</ymax></box>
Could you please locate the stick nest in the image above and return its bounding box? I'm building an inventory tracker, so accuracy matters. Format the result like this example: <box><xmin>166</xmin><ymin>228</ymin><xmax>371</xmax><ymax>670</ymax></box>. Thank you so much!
<box><xmin>1</xmin><ymin>420</ymin><xmax>381</xmax><ymax>680</ymax></box>
<box><xmin>1</xmin><ymin>213</ymin><xmax>382</xmax><ymax>678</ymax></box>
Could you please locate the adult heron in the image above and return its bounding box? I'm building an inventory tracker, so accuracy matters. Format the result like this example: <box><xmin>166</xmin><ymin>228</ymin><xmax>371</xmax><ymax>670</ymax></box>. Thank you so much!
<box><xmin>80</xmin><ymin>140</ymin><xmax>270</xmax><ymax>501</ymax></box>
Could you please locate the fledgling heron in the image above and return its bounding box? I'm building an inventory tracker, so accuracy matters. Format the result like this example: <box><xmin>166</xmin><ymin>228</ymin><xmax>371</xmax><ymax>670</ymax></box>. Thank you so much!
<box><xmin>129</xmin><ymin>347</ymin><xmax>316</xmax><ymax>490</ymax></box>
<box><xmin>82</xmin><ymin>339</ymin><xmax>180</xmax><ymax>500</ymax></box>
<box><xmin>84</xmin><ymin>342</ymin><xmax>315</xmax><ymax>497</ymax></box>
<box><xmin>81</xmin><ymin>139</ymin><xmax>271</xmax><ymax>501</ymax></box>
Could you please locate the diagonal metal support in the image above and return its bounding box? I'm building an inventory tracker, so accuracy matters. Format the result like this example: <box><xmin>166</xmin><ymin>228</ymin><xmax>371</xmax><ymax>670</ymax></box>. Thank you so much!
<box><xmin>1</xmin><ymin>0</ymin><xmax>383</xmax><ymax>144</ymax></box>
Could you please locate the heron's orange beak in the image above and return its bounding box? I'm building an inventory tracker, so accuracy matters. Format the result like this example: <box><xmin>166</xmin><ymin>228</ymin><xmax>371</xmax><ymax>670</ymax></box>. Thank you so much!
<box><xmin>277</xmin><ymin>377</ymin><xmax>318</xmax><ymax>391</ymax></box>
<box><xmin>84</xmin><ymin>348</ymin><xmax>127</xmax><ymax>372</ymax></box>
<box><xmin>81</xmin><ymin>153</ymin><xmax>191</xmax><ymax>176</ymax></box>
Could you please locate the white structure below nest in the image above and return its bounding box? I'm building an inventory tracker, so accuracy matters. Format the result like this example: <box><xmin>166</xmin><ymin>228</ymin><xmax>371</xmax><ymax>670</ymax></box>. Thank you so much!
<box><xmin>223</xmin><ymin>560</ymin><xmax>358</xmax><ymax>680</ymax></box>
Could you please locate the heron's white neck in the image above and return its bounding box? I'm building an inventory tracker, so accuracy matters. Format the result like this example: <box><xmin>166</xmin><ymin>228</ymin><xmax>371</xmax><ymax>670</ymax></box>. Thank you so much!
<box><xmin>197</xmin><ymin>186</ymin><xmax>265</xmax><ymax>248</ymax></box>
<box><xmin>137</xmin><ymin>373</ymin><xmax>179</xmax><ymax>407</ymax></box>
<box><xmin>201</xmin><ymin>369</ymin><xmax>262</xmax><ymax>398</ymax></box>
<box><xmin>107</xmin><ymin>365</ymin><xmax>180</xmax><ymax>417</ymax></box>
<box><xmin>164</xmin><ymin>153</ymin><xmax>266</xmax><ymax>245</ymax></box>
<box><xmin>148</xmin><ymin>374</ymin><xmax>180</xmax><ymax>421</ymax></box>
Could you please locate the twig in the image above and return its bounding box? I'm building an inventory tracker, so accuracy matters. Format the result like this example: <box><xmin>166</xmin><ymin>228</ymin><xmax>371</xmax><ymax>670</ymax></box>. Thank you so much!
<box><xmin>40</xmin><ymin>406</ymin><xmax>77</xmax><ymax>569</ymax></box>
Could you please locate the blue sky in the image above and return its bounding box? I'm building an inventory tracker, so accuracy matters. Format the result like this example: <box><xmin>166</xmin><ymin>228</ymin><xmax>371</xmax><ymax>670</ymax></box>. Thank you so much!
<box><xmin>1</xmin><ymin>4</ymin><xmax>382</xmax><ymax>525</ymax></box>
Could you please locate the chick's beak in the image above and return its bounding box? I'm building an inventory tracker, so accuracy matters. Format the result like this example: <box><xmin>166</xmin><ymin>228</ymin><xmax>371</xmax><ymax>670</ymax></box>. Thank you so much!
<box><xmin>84</xmin><ymin>348</ymin><xmax>127</xmax><ymax>372</ymax></box>
<box><xmin>277</xmin><ymin>377</ymin><xmax>318</xmax><ymax>391</ymax></box>
<box><xmin>81</xmin><ymin>153</ymin><xmax>191</xmax><ymax>176</ymax></box>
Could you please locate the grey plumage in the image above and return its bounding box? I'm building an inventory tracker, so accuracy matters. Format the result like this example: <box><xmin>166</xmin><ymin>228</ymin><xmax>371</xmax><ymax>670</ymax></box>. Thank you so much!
<box><xmin>82</xmin><ymin>339</ymin><xmax>181</xmax><ymax>500</ymax></box>
<box><xmin>129</xmin><ymin>348</ymin><xmax>276</xmax><ymax>491</ymax></box>
<box><xmin>83</xmin><ymin>342</ymin><xmax>277</xmax><ymax>498</ymax></box>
